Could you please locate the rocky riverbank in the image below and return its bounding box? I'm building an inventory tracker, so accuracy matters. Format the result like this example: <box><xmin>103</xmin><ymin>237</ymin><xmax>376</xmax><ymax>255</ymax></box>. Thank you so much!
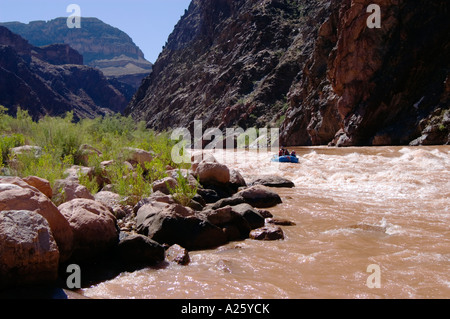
<box><xmin>0</xmin><ymin>151</ymin><xmax>295</xmax><ymax>293</ymax></box>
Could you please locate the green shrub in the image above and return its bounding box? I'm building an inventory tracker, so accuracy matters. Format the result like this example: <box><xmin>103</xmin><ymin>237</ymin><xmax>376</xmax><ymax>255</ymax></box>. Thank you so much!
<box><xmin>13</xmin><ymin>150</ymin><xmax>72</xmax><ymax>186</ymax></box>
<box><xmin>0</xmin><ymin>110</ymin><xmax>191</xmax><ymax>205</ymax></box>
<box><xmin>169</xmin><ymin>169</ymin><xmax>199</xmax><ymax>207</ymax></box>
<box><xmin>8</xmin><ymin>107</ymin><xmax>35</xmax><ymax>136</ymax></box>
<box><xmin>105</xmin><ymin>161</ymin><xmax>153</xmax><ymax>206</ymax></box>
<box><xmin>32</xmin><ymin>112</ymin><xmax>84</xmax><ymax>163</ymax></box>
<box><xmin>0</xmin><ymin>133</ymin><xmax>25</xmax><ymax>166</ymax></box>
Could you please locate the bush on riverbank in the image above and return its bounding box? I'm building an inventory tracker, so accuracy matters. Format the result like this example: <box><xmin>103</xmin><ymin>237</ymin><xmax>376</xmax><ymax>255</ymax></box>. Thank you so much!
<box><xmin>0</xmin><ymin>107</ymin><xmax>189</xmax><ymax>204</ymax></box>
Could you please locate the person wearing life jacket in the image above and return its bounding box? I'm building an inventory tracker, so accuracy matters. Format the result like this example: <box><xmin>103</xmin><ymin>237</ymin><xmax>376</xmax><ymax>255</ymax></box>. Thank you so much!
<box><xmin>291</xmin><ymin>150</ymin><xmax>297</xmax><ymax>157</ymax></box>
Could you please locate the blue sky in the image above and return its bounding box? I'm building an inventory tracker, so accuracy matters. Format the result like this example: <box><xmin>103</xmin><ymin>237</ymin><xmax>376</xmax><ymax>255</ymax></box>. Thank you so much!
<box><xmin>0</xmin><ymin>0</ymin><xmax>192</xmax><ymax>63</ymax></box>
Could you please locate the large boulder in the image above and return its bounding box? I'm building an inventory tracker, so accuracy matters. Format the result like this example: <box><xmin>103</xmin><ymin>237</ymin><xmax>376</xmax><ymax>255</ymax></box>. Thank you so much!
<box><xmin>78</xmin><ymin>144</ymin><xmax>102</xmax><ymax>166</ymax></box>
<box><xmin>248</xmin><ymin>175</ymin><xmax>295</xmax><ymax>188</ymax></box>
<box><xmin>116</xmin><ymin>232</ymin><xmax>165</xmax><ymax>267</ymax></box>
<box><xmin>64</xmin><ymin>165</ymin><xmax>110</xmax><ymax>189</ymax></box>
<box><xmin>210</xmin><ymin>195</ymin><xmax>246</xmax><ymax>210</ymax></box>
<box><xmin>94</xmin><ymin>191</ymin><xmax>132</xmax><ymax>219</ymax></box>
<box><xmin>58</xmin><ymin>199</ymin><xmax>119</xmax><ymax>262</ymax></box>
<box><xmin>236</xmin><ymin>185</ymin><xmax>282</xmax><ymax>208</ymax></box>
<box><xmin>197</xmin><ymin>188</ymin><xmax>220</xmax><ymax>204</ymax></box>
<box><xmin>190</xmin><ymin>152</ymin><xmax>218</xmax><ymax>172</ymax></box>
<box><xmin>201</xmin><ymin>206</ymin><xmax>251</xmax><ymax>241</ymax></box>
<box><xmin>152</xmin><ymin>177</ymin><xmax>178</xmax><ymax>195</ymax></box>
<box><xmin>229</xmin><ymin>169</ymin><xmax>247</xmax><ymax>190</ymax></box>
<box><xmin>22</xmin><ymin>176</ymin><xmax>52</xmax><ymax>198</ymax></box>
<box><xmin>0</xmin><ymin>210</ymin><xmax>60</xmax><ymax>289</ymax></box>
<box><xmin>136</xmin><ymin>201</ymin><xmax>227</xmax><ymax>251</ymax></box>
<box><xmin>123</xmin><ymin>147</ymin><xmax>153</xmax><ymax>168</ymax></box>
<box><xmin>63</xmin><ymin>165</ymin><xmax>93</xmax><ymax>182</ymax></box>
<box><xmin>0</xmin><ymin>177</ymin><xmax>73</xmax><ymax>262</ymax></box>
<box><xmin>229</xmin><ymin>204</ymin><xmax>265</xmax><ymax>230</ymax></box>
<box><xmin>195</xmin><ymin>162</ymin><xmax>230</xmax><ymax>185</ymax></box>
<box><xmin>9</xmin><ymin>145</ymin><xmax>42</xmax><ymax>158</ymax></box>
<box><xmin>52</xmin><ymin>178</ymin><xmax>95</xmax><ymax>206</ymax></box>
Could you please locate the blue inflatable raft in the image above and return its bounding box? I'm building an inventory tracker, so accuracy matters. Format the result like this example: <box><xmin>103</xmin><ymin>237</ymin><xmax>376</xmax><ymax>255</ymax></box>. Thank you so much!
<box><xmin>271</xmin><ymin>155</ymin><xmax>299</xmax><ymax>163</ymax></box>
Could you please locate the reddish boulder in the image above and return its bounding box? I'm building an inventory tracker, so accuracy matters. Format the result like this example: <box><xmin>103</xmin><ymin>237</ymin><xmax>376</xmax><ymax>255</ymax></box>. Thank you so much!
<box><xmin>136</xmin><ymin>201</ymin><xmax>227</xmax><ymax>251</ymax></box>
<box><xmin>58</xmin><ymin>199</ymin><xmax>119</xmax><ymax>262</ymax></box>
<box><xmin>250</xmin><ymin>225</ymin><xmax>284</xmax><ymax>241</ymax></box>
<box><xmin>0</xmin><ymin>210</ymin><xmax>60</xmax><ymax>288</ymax></box>
<box><xmin>195</xmin><ymin>162</ymin><xmax>230</xmax><ymax>185</ymax></box>
<box><xmin>0</xmin><ymin>177</ymin><xmax>73</xmax><ymax>262</ymax></box>
<box><xmin>23</xmin><ymin>176</ymin><xmax>52</xmax><ymax>198</ymax></box>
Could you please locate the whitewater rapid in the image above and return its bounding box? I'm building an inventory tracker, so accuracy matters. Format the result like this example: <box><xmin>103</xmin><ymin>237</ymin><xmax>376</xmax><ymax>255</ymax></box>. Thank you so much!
<box><xmin>82</xmin><ymin>146</ymin><xmax>450</xmax><ymax>299</ymax></box>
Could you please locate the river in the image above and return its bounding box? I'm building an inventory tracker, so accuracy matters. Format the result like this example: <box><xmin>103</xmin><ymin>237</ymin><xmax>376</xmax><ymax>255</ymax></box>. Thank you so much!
<box><xmin>81</xmin><ymin>146</ymin><xmax>450</xmax><ymax>299</ymax></box>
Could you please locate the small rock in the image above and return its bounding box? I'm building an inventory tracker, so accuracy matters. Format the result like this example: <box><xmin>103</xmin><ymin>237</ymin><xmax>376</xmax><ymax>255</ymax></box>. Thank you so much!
<box><xmin>257</xmin><ymin>209</ymin><xmax>273</xmax><ymax>218</ymax></box>
<box><xmin>250</xmin><ymin>225</ymin><xmax>284</xmax><ymax>241</ymax></box>
<box><xmin>190</xmin><ymin>152</ymin><xmax>218</xmax><ymax>172</ymax></box>
<box><xmin>197</xmin><ymin>188</ymin><xmax>220</xmax><ymax>204</ymax></box>
<box><xmin>78</xmin><ymin>144</ymin><xmax>102</xmax><ymax>166</ymax></box>
<box><xmin>266</xmin><ymin>218</ymin><xmax>296</xmax><ymax>226</ymax></box>
<box><xmin>10</xmin><ymin>145</ymin><xmax>42</xmax><ymax>157</ymax></box>
<box><xmin>188</xmin><ymin>199</ymin><xmax>204</xmax><ymax>211</ymax></box>
<box><xmin>166</xmin><ymin>244</ymin><xmax>190</xmax><ymax>265</ymax></box>
<box><xmin>94</xmin><ymin>190</ymin><xmax>121</xmax><ymax>207</ymax></box>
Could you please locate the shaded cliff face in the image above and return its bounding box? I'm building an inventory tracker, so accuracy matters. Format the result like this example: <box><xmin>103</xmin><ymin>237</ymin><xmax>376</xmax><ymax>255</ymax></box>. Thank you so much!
<box><xmin>127</xmin><ymin>0</ymin><xmax>449</xmax><ymax>146</ymax></box>
<box><xmin>0</xmin><ymin>26</ymin><xmax>128</xmax><ymax>120</ymax></box>
<box><xmin>1</xmin><ymin>18</ymin><xmax>153</xmax><ymax>89</ymax></box>
<box><xmin>126</xmin><ymin>0</ymin><xmax>330</xmax><ymax>131</ymax></box>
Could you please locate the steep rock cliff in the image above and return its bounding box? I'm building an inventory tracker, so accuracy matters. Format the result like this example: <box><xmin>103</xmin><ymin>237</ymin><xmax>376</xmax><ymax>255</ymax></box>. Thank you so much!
<box><xmin>126</xmin><ymin>0</ymin><xmax>449</xmax><ymax>146</ymax></box>
<box><xmin>126</xmin><ymin>0</ymin><xmax>327</xmax><ymax>132</ymax></box>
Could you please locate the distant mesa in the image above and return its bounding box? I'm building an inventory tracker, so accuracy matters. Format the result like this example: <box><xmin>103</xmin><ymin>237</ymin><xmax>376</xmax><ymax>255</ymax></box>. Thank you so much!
<box><xmin>0</xmin><ymin>26</ymin><xmax>128</xmax><ymax>120</ymax></box>
<box><xmin>0</xmin><ymin>17</ymin><xmax>153</xmax><ymax>90</ymax></box>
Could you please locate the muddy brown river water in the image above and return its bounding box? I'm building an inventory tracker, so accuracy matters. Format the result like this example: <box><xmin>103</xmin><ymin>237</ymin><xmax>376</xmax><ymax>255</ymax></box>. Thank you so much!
<box><xmin>82</xmin><ymin>146</ymin><xmax>449</xmax><ymax>299</ymax></box>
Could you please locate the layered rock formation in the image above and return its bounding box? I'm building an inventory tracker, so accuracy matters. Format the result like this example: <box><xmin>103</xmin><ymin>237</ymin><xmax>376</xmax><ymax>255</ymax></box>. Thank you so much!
<box><xmin>1</xmin><ymin>18</ymin><xmax>153</xmax><ymax>89</ymax></box>
<box><xmin>126</xmin><ymin>0</ymin><xmax>449</xmax><ymax>146</ymax></box>
<box><xmin>0</xmin><ymin>26</ymin><xmax>128</xmax><ymax>119</ymax></box>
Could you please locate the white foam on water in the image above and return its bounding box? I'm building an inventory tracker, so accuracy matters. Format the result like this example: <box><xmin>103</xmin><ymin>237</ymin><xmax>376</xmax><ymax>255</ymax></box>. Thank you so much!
<box><xmin>82</xmin><ymin>146</ymin><xmax>450</xmax><ymax>299</ymax></box>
